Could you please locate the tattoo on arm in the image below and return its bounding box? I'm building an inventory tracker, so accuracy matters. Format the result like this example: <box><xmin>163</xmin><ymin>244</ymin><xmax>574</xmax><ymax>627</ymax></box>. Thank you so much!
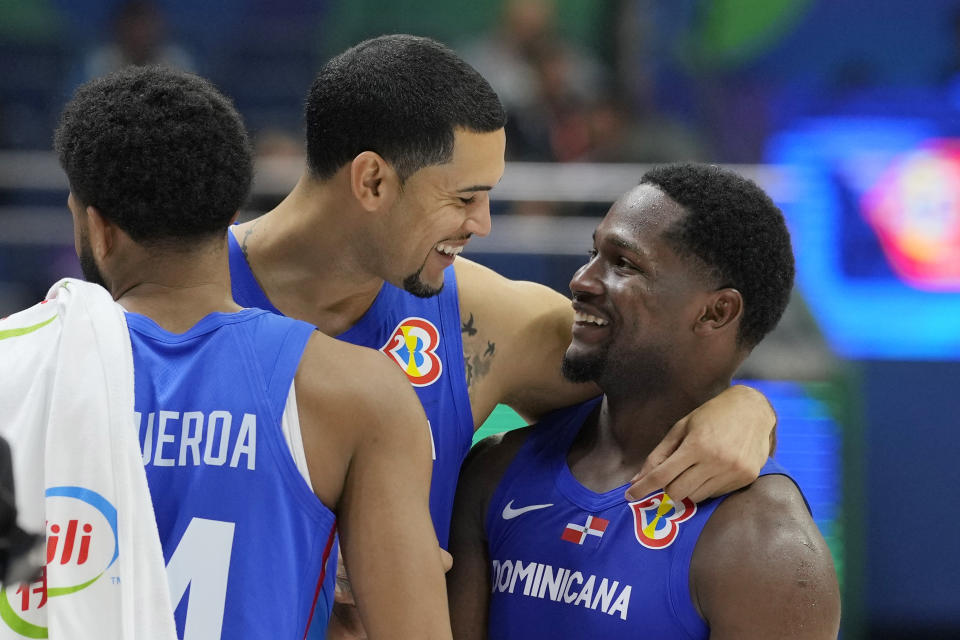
<box><xmin>465</xmin><ymin>358</ymin><xmax>474</xmax><ymax>388</ymax></box>
<box><xmin>465</xmin><ymin>351</ymin><xmax>494</xmax><ymax>390</ymax></box>
<box><xmin>461</xmin><ymin>313</ymin><xmax>495</xmax><ymax>390</ymax></box>
<box><xmin>239</xmin><ymin>219</ymin><xmax>260</xmax><ymax>259</ymax></box>
<box><xmin>461</xmin><ymin>313</ymin><xmax>478</xmax><ymax>337</ymax></box>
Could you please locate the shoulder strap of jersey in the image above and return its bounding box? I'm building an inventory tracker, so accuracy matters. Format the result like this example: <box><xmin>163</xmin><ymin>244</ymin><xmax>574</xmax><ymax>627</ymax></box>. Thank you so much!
<box><xmin>264</xmin><ymin>319</ymin><xmax>315</xmax><ymax>424</ymax></box>
<box><xmin>227</xmin><ymin>227</ymin><xmax>283</xmax><ymax>315</ymax></box>
<box><xmin>233</xmin><ymin>311</ymin><xmax>316</xmax><ymax>425</ymax></box>
<box><xmin>484</xmin><ymin>398</ymin><xmax>601</xmax><ymax>534</ymax></box>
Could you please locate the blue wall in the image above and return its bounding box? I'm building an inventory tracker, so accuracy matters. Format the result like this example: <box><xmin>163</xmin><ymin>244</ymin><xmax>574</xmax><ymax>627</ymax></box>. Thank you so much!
<box><xmin>863</xmin><ymin>360</ymin><xmax>960</xmax><ymax>635</ymax></box>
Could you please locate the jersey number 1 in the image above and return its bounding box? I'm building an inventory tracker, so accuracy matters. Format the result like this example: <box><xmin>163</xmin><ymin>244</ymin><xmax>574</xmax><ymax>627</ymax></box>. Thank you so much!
<box><xmin>166</xmin><ymin>517</ymin><xmax>235</xmax><ymax>639</ymax></box>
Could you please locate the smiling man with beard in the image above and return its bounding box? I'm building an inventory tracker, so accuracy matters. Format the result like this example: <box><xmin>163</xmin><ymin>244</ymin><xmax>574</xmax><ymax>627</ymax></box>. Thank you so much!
<box><xmin>227</xmin><ymin>35</ymin><xmax>791</xmax><ymax>638</ymax></box>
<box><xmin>229</xmin><ymin>30</ymin><xmax>780</xmax><ymax>558</ymax></box>
<box><xmin>447</xmin><ymin>163</ymin><xmax>840</xmax><ymax>640</ymax></box>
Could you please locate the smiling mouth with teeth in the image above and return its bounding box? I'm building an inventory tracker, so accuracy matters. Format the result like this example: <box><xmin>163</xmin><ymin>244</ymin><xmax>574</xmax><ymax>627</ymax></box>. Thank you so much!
<box><xmin>574</xmin><ymin>311</ymin><xmax>609</xmax><ymax>326</ymax></box>
<box><xmin>435</xmin><ymin>242</ymin><xmax>465</xmax><ymax>257</ymax></box>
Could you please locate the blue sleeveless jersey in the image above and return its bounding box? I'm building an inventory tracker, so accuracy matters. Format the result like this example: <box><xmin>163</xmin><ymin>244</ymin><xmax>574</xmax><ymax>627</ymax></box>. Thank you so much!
<box><xmin>228</xmin><ymin>231</ymin><xmax>475</xmax><ymax>546</ymax></box>
<box><xmin>128</xmin><ymin>309</ymin><xmax>337</xmax><ymax>640</ymax></box>
<box><xmin>485</xmin><ymin>398</ymin><xmax>798</xmax><ymax>639</ymax></box>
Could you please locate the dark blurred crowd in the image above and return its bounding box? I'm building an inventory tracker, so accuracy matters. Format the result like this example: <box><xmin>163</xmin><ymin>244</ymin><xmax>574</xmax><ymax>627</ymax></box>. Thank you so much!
<box><xmin>4</xmin><ymin>0</ymin><xmax>959</xmax><ymax>164</ymax></box>
<box><xmin>2</xmin><ymin>0</ymin><xmax>960</xmax><ymax>307</ymax></box>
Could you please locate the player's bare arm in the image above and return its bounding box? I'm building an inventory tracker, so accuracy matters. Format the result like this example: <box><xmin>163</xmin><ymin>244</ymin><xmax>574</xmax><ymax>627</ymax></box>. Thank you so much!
<box><xmin>447</xmin><ymin>429</ymin><xmax>532</xmax><ymax>640</ymax></box>
<box><xmin>455</xmin><ymin>257</ymin><xmax>776</xmax><ymax>502</ymax></box>
<box><xmin>455</xmin><ymin>257</ymin><xmax>593</xmax><ymax>426</ymax></box>
<box><xmin>296</xmin><ymin>333</ymin><xmax>452</xmax><ymax>639</ymax></box>
<box><xmin>691</xmin><ymin>474</ymin><xmax>841</xmax><ymax>639</ymax></box>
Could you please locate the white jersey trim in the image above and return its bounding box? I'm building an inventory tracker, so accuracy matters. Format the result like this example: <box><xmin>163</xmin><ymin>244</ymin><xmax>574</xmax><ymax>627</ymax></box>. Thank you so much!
<box><xmin>280</xmin><ymin>381</ymin><xmax>312</xmax><ymax>486</ymax></box>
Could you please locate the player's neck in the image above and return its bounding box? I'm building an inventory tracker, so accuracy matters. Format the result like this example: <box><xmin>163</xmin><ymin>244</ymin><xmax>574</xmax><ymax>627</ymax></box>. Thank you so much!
<box><xmin>568</xmin><ymin>384</ymin><xmax>726</xmax><ymax>493</ymax></box>
<box><xmin>610</xmin><ymin>376</ymin><xmax>733</xmax><ymax>451</ymax></box>
<box><xmin>114</xmin><ymin>243</ymin><xmax>241</xmax><ymax>333</ymax></box>
<box><xmin>606</xmin><ymin>393</ymin><xmax>697</xmax><ymax>455</ymax></box>
<box><xmin>234</xmin><ymin>173</ymin><xmax>385</xmax><ymax>335</ymax></box>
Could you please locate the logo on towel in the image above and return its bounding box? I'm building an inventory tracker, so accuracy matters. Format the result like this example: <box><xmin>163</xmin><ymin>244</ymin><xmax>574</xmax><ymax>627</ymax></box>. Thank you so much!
<box><xmin>380</xmin><ymin>317</ymin><xmax>443</xmax><ymax>386</ymax></box>
<box><xmin>0</xmin><ymin>487</ymin><xmax>119</xmax><ymax>636</ymax></box>
<box><xmin>629</xmin><ymin>491</ymin><xmax>696</xmax><ymax>550</ymax></box>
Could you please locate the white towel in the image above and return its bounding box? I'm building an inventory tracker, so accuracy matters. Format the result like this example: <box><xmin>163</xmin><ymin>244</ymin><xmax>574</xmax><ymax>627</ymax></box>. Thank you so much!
<box><xmin>0</xmin><ymin>278</ymin><xmax>176</xmax><ymax>640</ymax></box>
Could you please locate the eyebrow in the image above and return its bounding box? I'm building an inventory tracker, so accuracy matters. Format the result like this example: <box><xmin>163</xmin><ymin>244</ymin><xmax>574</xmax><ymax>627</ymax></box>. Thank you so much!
<box><xmin>593</xmin><ymin>229</ymin><xmax>649</xmax><ymax>258</ymax></box>
<box><xmin>609</xmin><ymin>236</ymin><xmax>647</xmax><ymax>257</ymax></box>
<box><xmin>457</xmin><ymin>185</ymin><xmax>494</xmax><ymax>193</ymax></box>
<box><xmin>593</xmin><ymin>229</ymin><xmax>648</xmax><ymax>258</ymax></box>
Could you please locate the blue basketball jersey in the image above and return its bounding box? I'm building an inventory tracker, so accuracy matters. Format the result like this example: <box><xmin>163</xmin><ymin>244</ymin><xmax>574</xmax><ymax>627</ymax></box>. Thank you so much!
<box><xmin>128</xmin><ymin>309</ymin><xmax>337</xmax><ymax>640</ymax></box>
<box><xmin>485</xmin><ymin>398</ymin><xmax>798</xmax><ymax>639</ymax></box>
<box><xmin>228</xmin><ymin>231</ymin><xmax>475</xmax><ymax>546</ymax></box>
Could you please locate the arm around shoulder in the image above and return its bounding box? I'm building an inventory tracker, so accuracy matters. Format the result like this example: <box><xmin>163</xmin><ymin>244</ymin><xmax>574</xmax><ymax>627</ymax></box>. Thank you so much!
<box><xmin>454</xmin><ymin>258</ymin><xmax>598</xmax><ymax>425</ymax></box>
<box><xmin>626</xmin><ymin>384</ymin><xmax>778</xmax><ymax>503</ymax></box>
<box><xmin>691</xmin><ymin>474</ymin><xmax>841</xmax><ymax>640</ymax></box>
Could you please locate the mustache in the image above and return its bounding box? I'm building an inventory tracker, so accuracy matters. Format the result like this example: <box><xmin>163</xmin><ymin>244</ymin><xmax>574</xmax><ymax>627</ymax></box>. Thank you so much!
<box><xmin>438</xmin><ymin>233</ymin><xmax>473</xmax><ymax>243</ymax></box>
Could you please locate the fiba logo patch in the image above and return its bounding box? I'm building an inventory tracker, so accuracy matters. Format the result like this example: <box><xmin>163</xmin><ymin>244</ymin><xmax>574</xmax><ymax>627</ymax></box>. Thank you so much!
<box><xmin>628</xmin><ymin>491</ymin><xmax>696</xmax><ymax>550</ymax></box>
<box><xmin>380</xmin><ymin>317</ymin><xmax>443</xmax><ymax>387</ymax></box>
<box><xmin>0</xmin><ymin>486</ymin><xmax>119</xmax><ymax>637</ymax></box>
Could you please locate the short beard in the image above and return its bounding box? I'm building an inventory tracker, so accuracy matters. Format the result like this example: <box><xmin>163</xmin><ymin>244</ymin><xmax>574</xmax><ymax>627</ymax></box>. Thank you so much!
<box><xmin>78</xmin><ymin>240</ymin><xmax>108</xmax><ymax>289</ymax></box>
<box><xmin>562</xmin><ymin>342</ymin><xmax>671</xmax><ymax>398</ymax></box>
<box><xmin>402</xmin><ymin>266</ymin><xmax>444</xmax><ymax>299</ymax></box>
<box><xmin>561</xmin><ymin>345</ymin><xmax>610</xmax><ymax>384</ymax></box>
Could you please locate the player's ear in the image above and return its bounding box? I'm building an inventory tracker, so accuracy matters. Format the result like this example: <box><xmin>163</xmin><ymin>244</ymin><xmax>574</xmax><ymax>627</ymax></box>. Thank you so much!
<box><xmin>350</xmin><ymin>151</ymin><xmax>400</xmax><ymax>212</ymax></box>
<box><xmin>85</xmin><ymin>205</ymin><xmax>119</xmax><ymax>261</ymax></box>
<box><xmin>694</xmin><ymin>288</ymin><xmax>743</xmax><ymax>336</ymax></box>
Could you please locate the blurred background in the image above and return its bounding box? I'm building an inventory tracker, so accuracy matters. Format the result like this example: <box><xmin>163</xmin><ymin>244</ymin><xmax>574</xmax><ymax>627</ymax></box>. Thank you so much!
<box><xmin>1</xmin><ymin>0</ymin><xmax>958</xmax><ymax>637</ymax></box>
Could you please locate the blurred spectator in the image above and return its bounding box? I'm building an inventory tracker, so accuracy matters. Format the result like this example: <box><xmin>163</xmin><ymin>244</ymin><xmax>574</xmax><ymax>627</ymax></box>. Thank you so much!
<box><xmin>461</xmin><ymin>0</ymin><xmax>608</xmax><ymax>161</ymax></box>
<box><xmin>80</xmin><ymin>0</ymin><xmax>195</xmax><ymax>81</ymax></box>
<box><xmin>585</xmin><ymin>95</ymin><xmax>708</xmax><ymax>163</ymax></box>
<box><xmin>464</xmin><ymin>0</ymin><xmax>708</xmax><ymax>168</ymax></box>
<box><xmin>522</xmin><ymin>40</ymin><xmax>593</xmax><ymax>161</ymax></box>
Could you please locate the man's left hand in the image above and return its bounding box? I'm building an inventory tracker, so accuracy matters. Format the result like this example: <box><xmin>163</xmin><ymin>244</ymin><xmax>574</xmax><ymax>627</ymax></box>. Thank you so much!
<box><xmin>625</xmin><ymin>385</ymin><xmax>775</xmax><ymax>502</ymax></box>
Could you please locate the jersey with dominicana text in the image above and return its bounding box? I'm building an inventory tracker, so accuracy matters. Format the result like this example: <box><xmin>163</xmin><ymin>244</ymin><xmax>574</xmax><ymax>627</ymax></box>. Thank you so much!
<box><xmin>228</xmin><ymin>231</ymin><xmax>474</xmax><ymax>546</ymax></box>
<box><xmin>128</xmin><ymin>309</ymin><xmax>336</xmax><ymax>640</ymax></box>
<box><xmin>485</xmin><ymin>398</ymin><xmax>798</xmax><ymax>639</ymax></box>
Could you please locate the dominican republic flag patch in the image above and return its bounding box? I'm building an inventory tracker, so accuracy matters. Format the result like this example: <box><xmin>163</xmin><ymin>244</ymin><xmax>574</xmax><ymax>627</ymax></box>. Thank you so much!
<box><xmin>561</xmin><ymin>515</ymin><xmax>609</xmax><ymax>547</ymax></box>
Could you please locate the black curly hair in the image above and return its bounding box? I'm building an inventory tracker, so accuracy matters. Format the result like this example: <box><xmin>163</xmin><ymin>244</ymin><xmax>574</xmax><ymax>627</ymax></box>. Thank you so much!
<box><xmin>54</xmin><ymin>65</ymin><xmax>252</xmax><ymax>246</ymax></box>
<box><xmin>640</xmin><ymin>163</ymin><xmax>795</xmax><ymax>348</ymax></box>
<box><xmin>305</xmin><ymin>34</ymin><xmax>506</xmax><ymax>182</ymax></box>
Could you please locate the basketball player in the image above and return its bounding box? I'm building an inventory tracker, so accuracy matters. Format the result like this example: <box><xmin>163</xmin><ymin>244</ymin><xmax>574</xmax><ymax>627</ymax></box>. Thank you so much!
<box><xmin>231</xmin><ymin>34</ymin><xmax>778</xmax><ymax>544</ymax></box>
<box><xmin>227</xmin><ymin>35</ymin><xmax>779</xmax><ymax>637</ymax></box>
<box><xmin>55</xmin><ymin>66</ymin><xmax>451</xmax><ymax>639</ymax></box>
<box><xmin>447</xmin><ymin>164</ymin><xmax>841</xmax><ymax>639</ymax></box>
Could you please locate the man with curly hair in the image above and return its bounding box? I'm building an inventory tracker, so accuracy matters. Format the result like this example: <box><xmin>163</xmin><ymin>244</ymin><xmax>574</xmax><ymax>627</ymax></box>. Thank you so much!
<box><xmin>52</xmin><ymin>65</ymin><xmax>451</xmax><ymax>639</ymax></box>
<box><xmin>447</xmin><ymin>163</ymin><xmax>840</xmax><ymax>639</ymax></box>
